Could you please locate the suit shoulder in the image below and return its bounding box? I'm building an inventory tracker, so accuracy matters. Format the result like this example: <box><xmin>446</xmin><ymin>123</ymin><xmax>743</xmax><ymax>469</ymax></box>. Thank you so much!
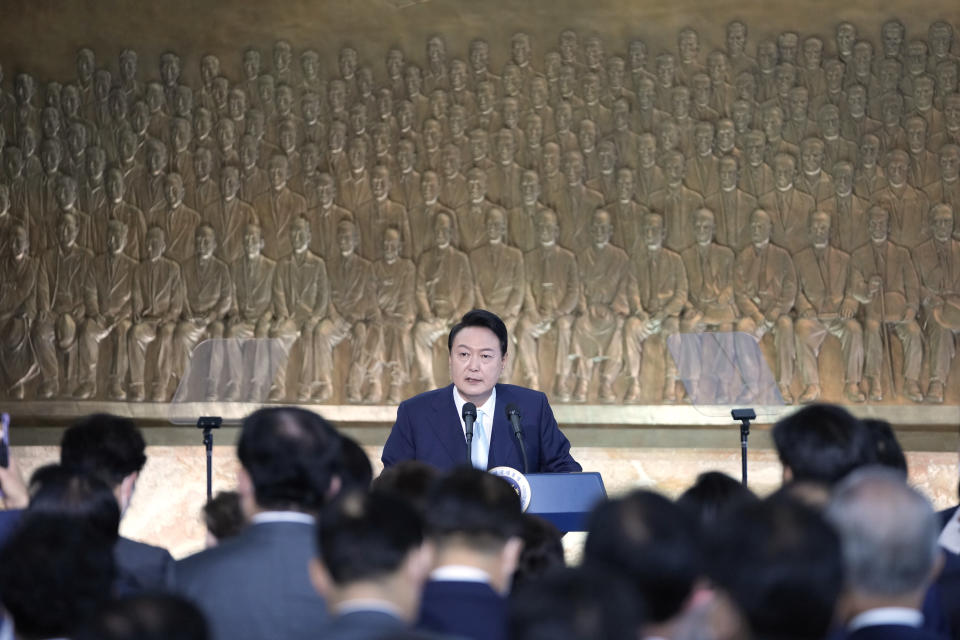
<box><xmin>399</xmin><ymin>385</ymin><xmax>451</xmax><ymax>411</ymax></box>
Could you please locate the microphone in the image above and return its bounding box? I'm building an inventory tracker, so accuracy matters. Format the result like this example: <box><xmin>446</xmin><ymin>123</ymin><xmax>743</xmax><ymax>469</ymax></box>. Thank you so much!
<box><xmin>505</xmin><ymin>403</ymin><xmax>529</xmax><ymax>474</ymax></box>
<box><xmin>462</xmin><ymin>402</ymin><xmax>477</xmax><ymax>465</ymax></box>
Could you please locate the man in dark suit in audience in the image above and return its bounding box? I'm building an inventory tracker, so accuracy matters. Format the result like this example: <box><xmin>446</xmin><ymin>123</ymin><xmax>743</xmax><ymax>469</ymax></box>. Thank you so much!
<box><xmin>416</xmin><ymin>468</ymin><xmax>522</xmax><ymax>640</ymax></box>
<box><xmin>60</xmin><ymin>413</ymin><xmax>175</xmax><ymax>592</ymax></box>
<box><xmin>826</xmin><ymin>468</ymin><xmax>948</xmax><ymax>640</ymax></box>
<box><xmin>176</xmin><ymin>407</ymin><xmax>341</xmax><ymax>640</ymax></box>
<box><xmin>310</xmin><ymin>491</ymin><xmax>433</xmax><ymax>640</ymax></box>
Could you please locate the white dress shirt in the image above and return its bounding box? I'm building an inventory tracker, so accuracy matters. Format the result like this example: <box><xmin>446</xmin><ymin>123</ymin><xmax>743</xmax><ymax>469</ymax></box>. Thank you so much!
<box><xmin>452</xmin><ymin>386</ymin><xmax>496</xmax><ymax>470</ymax></box>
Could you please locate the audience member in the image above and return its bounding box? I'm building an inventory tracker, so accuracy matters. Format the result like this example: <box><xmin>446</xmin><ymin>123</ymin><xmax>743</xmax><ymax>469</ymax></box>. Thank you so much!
<box><xmin>417</xmin><ymin>467</ymin><xmax>523</xmax><ymax>640</ymax></box>
<box><xmin>509</xmin><ymin>566</ymin><xmax>645</xmax><ymax>640</ymax></box>
<box><xmin>60</xmin><ymin>414</ymin><xmax>176</xmax><ymax>592</ymax></box>
<box><xmin>862</xmin><ymin>419</ymin><xmax>908</xmax><ymax>475</ymax></box>
<box><xmin>0</xmin><ymin>516</ymin><xmax>116</xmax><ymax>640</ymax></box>
<box><xmin>584</xmin><ymin>489</ymin><xmax>701</xmax><ymax>639</ymax></box>
<box><xmin>25</xmin><ymin>464</ymin><xmax>120</xmax><ymax>544</ymax></box>
<box><xmin>77</xmin><ymin>593</ymin><xmax>209</xmax><ymax>640</ymax></box>
<box><xmin>771</xmin><ymin>403</ymin><xmax>876</xmax><ymax>486</ymax></box>
<box><xmin>512</xmin><ymin>514</ymin><xmax>566</xmax><ymax>591</ymax></box>
<box><xmin>311</xmin><ymin>491</ymin><xmax>433</xmax><ymax>639</ymax></box>
<box><xmin>708</xmin><ymin>495</ymin><xmax>844</xmax><ymax>640</ymax></box>
<box><xmin>826</xmin><ymin>468</ymin><xmax>946</xmax><ymax>640</ymax></box>
<box><xmin>340</xmin><ymin>434</ymin><xmax>374</xmax><ymax>492</ymax></box>
<box><xmin>371</xmin><ymin>460</ymin><xmax>440</xmax><ymax>516</ymax></box>
<box><xmin>677</xmin><ymin>470</ymin><xmax>758</xmax><ymax>534</ymax></box>
<box><xmin>202</xmin><ymin>491</ymin><xmax>246</xmax><ymax>547</ymax></box>
<box><xmin>175</xmin><ymin>407</ymin><xmax>342</xmax><ymax>640</ymax></box>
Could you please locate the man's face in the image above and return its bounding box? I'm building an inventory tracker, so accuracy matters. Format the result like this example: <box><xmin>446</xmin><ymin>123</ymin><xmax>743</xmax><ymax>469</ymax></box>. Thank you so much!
<box><xmin>946</xmin><ymin>99</ymin><xmax>960</xmax><ymax>130</ymax></box>
<box><xmin>164</xmin><ymin>179</ymin><xmax>183</xmax><ymax>207</ymax></box>
<box><xmin>543</xmin><ymin>147</ymin><xmax>560</xmax><ymax>175</ymax></box>
<box><xmin>810</xmin><ymin>213</ymin><xmax>831</xmax><ymax>246</ymax></box>
<box><xmin>616</xmin><ymin>171</ymin><xmax>634</xmax><ymax>201</ymax></box>
<box><xmin>716</xmin><ymin>124</ymin><xmax>735</xmax><ymax>150</ymax></box>
<box><xmin>243</xmin><ymin>51</ymin><xmax>260</xmax><ymax>81</ymax></box>
<box><xmin>538</xmin><ymin>213</ymin><xmax>558</xmax><ymax>245</ymax></box>
<box><xmin>801</xmin><ymin>145</ymin><xmax>823</xmax><ymax>174</ymax></box>
<box><xmin>665</xmin><ymin>155</ymin><xmax>685</xmax><ymax>184</ymax></box>
<box><xmin>382</xmin><ymin>229</ymin><xmax>401</xmax><ymax>261</ymax></box>
<box><xmin>244</xmin><ymin>227</ymin><xmax>263</xmax><ymax>258</ymax></box>
<box><xmin>434</xmin><ymin>215</ymin><xmax>453</xmax><ymax>247</ymax></box>
<box><xmin>448</xmin><ymin>326</ymin><xmax>505</xmax><ymax>404</ymax></box>
<box><xmin>486</xmin><ymin>210</ymin><xmax>506</xmax><ymax>242</ymax></box>
<box><xmin>679</xmin><ymin>31</ymin><xmax>699</xmax><ymax>63</ymax></box>
<box><xmin>745</xmin><ymin>137</ymin><xmax>764</xmax><ymax>167</ymax></box>
<box><xmin>644</xmin><ymin>216</ymin><xmax>665</xmax><ymax>249</ymax></box>
<box><xmin>222</xmin><ymin>171</ymin><xmax>240</xmax><ymax>199</ymax></box>
<box><xmin>719</xmin><ymin>160</ymin><xmax>738</xmax><ymax>189</ymax></box>
<box><xmin>196</xmin><ymin>228</ymin><xmax>216</xmax><ymax>259</ymax></box>
<box><xmin>774</xmin><ymin>160</ymin><xmax>795</xmax><ymax>189</ymax></box>
<box><xmin>639</xmin><ymin>138</ymin><xmax>656</xmax><ymax>167</ymax></box>
<box><xmin>146</xmin><ymin>229</ymin><xmax>164</xmax><ymax>259</ymax></box>
<box><xmin>914</xmin><ymin>81</ymin><xmax>934</xmax><ymax>110</ymax></box>
<box><xmin>598</xmin><ymin>145</ymin><xmax>615</xmax><ymax>172</ymax></box>
<box><xmin>727</xmin><ymin>22</ymin><xmax>746</xmax><ymax>55</ymax></box>
<box><xmin>468</xmin><ymin>173</ymin><xmax>486</xmax><ymax>201</ymax></box>
<box><xmin>834</xmin><ymin>167</ymin><xmax>853</xmax><ymax>194</ymax></box>
<box><xmin>591</xmin><ymin>213</ymin><xmax>612</xmax><ymax>247</ymax></box>
<box><xmin>837</xmin><ymin>24</ymin><xmax>856</xmax><ymax>53</ymax></box>
<box><xmin>887</xmin><ymin>158</ymin><xmax>908</xmax><ymax>186</ymax></box>
<box><xmin>826</xmin><ymin>63</ymin><xmax>844</xmax><ymax>89</ymax></box>
<box><xmin>751</xmin><ymin>212</ymin><xmax>772</xmax><ymax>245</ymax></box>
<box><xmin>860</xmin><ymin>139</ymin><xmax>879</xmax><ymax>166</ymax></box>
<box><xmin>819</xmin><ymin>110</ymin><xmax>840</xmax><ymax>137</ymax></box>
<box><xmin>106</xmin><ymin>172</ymin><xmax>123</xmax><ymax>202</ymax></box>
<box><xmin>694</xmin><ymin>212</ymin><xmax>714</xmax><ymax>244</ymax></box>
<box><xmin>563</xmin><ymin>156</ymin><xmax>583</xmax><ymax>185</ymax></box>
<box><xmin>933</xmin><ymin>209</ymin><xmax>954</xmax><ymax>242</ymax></box>
<box><xmin>521</xmin><ymin>174</ymin><xmax>539</xmax><ymax>204</ymax></box>
<box><xmin>941</xmin><ymin>150</ymin><xmax>960</xmax><ymax>180</ymax></box>
<box><xmin>907</xmin><ymin>121</ymin><xmax>927</xmax><ymax>152</ymax></box>
<box><xmin>372</xmin><ymin>171</ymin><xmax>389</xmax><ymax>200</ymax></box>
<box><xmin>11</xmin><ymin>227</ymin><xmax>28</xmax><ymax>259</ymax></box>
<box><xmin>291</xmin><ymin>220</ymin><xmax>310</xmax><ymax>253</ymax></box>
<box><xmin>269</xmin><ymin>161</ymin><xmax>287</xmax><ymax>189</ymax></box>
<box><xmin>868</xmin><ymin>210</ymin><xmax>889</xmax><ymax>242</ymax></box>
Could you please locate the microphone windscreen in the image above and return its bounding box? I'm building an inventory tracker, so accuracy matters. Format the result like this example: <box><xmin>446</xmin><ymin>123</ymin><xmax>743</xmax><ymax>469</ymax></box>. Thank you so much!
<box><xmin>462</xmin><ymin>402</ymin><xmax>477</xmax><ymax>420</ymax></box>
<box><xmin>505</xmin><ymin>403</ymin><xmax>520</xmax><ymax>420</ymax></box>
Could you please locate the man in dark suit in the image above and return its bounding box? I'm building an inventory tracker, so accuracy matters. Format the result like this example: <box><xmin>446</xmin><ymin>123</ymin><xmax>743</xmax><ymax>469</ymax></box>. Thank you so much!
<box><xmin>382</xmin><ymin>309</ymin><xmax>580</xmax><ymax>474</ymax></box>
<box><xmin>176</xmin><ymin>407</ymin><xmax>341</xmax><ymax>640</ymax></box>
<box><xmin>416</xmin><ymin>468</ymin><xmax>522</xmax><ymax>640</ymax></box>
<box><xmin>0</xmin><ymin>451</ymin><xmax>27</xmax><ymax>545</ymax></box>
<box><xmin>310</xmin><ymin>491</ymin><xmax>432</xmax><ymax>640</ymax></box>
<box><xmin>826</xmin><ymin>468</ymin><xmax>948</xmax><ymax>640</ymax></box>
<box><xmin>60</xmin><ymin>414</ymin><xmax>175</xmax><ymax>593</ymax></box>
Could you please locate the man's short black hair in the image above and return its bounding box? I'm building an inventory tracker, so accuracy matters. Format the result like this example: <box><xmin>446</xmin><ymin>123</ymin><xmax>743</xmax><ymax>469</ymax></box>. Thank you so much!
<box><xmin>707</xmin><ymin>496</ymin><xmax>843</xmax><ymax>640</ymax></box>
<box><xmin>372</xmin><ymin>460</ymin><xmax>440</xmax><ymax>517</ymax></box>
<box><xmin>319</xmin><ymin>491</ymin><xmax>424</xmax><ymax>585</ymax></box>
<box><xmin>512</xmin><ymin>514</ymin><xmax>566</xmax><ymax>591</ymax></box>
<box><xmin>237</xmin><ymin>407</ymin><xmax>342</xmax><ymax>512</ymax></box>
<box><xmin>202</xmin><ymin>491</ymin><xmax>246</xmax><ymax>542</ymax></box>
<box><xmin>339</xmin><ymin>434</ymin><xmax>374</xmax><ymax>492</ymax></box>
<box><xmin>583</xmin><ymin>490</ymin><xmax>700</xmax><ymax>623</ymax></box>
<box><xmin>448</xmin><ymin>309</ymin><xmax>509</xmax><ymax>356</ymax></box>
<box><xmin>677</xmin><ymin>470</ymin><xmax>758</xmax><ymax>534</ymax></box>
<box><xmin>863</xmin><ymin>419</ymin><xmax>908</xmax><ymax>475</ymax></box>
<box><xmin>0</xmin><ymin>516</ymin><xmax>115</xmax><ymax>640</ymax></box>
<box><xmin>771</xmin><ymin>404</ymin><xmax>876</xmax><ymax>485</ymax></box>
<box><xmin>26</xmin><ymin>464</ymin><xmax>121</xmax><ymax>543</ymax></box>
<box><xmin>509</xmin><ymin>566</ymin><xmax>645</xmax><ymax>640</ymax></box>
<box><xmin>426</xmin><ymin>467</ymin><xmax>522</xmax><ymax>550</ymax></box>
<box><xmin>77</xmin><ymin>593</ymin><xmax>209</xmax><ymax>640</ymax></box>
<box><xmin>60</xmin><ymin>413</ymin><xmax>147</xmax><ymax>487</ymax></box>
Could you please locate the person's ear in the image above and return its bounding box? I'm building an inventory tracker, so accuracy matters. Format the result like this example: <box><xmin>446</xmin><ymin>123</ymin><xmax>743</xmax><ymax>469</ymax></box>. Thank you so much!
<box><xmin>237</xmin><ymin>468</ymin><xmax>258</xmax><ymax>518</ymax></box>
<box><xmin>309</xmin><ymin>557</ymin><xmax>333</xmax><ymax>599</ymax></box>
<box><xmin>118</xmin><ymin>471</ymin><xmax>139</xmax><ymax>512</ymax></box>
<box><xmin>497</xmin><ymin>536</ymin><xmax>524</xmax><ymax>594</ymax></box>
<box><xmin>326</xmin><ymin>474</ymin><xmax>342</xmax><ymax>501</ymax></box>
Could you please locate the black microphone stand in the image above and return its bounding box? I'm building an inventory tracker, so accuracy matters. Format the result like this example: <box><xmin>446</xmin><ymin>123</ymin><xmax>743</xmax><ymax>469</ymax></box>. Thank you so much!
<box><xmin>731</xmin><ymin>408</ymin><xmax>755</xmax><ymax>487</ymax></box>
<box><xmin>197</xmin><ymin>416</ymin><xmax>222</xmax><ymax>501</ymax></box>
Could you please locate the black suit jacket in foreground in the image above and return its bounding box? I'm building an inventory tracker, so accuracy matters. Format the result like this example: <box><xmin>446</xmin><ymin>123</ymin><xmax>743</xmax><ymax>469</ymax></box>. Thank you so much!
<box><xmin>382</xmin><ymin>383</ymin><xmax>581</xmax><ymax>474</ymax></box>
<box><xmin>114</xmin><ymin>536</ymin><xmax>175</xmax><ymax>594</ymax></box>
<box><xmin>843</xmin><ymin>624</ymin><xmax>948</xmax><ymax>640</ymax></box>
<box><xmin>322</xmin><ymin>609</ymin><xmax>406</xmax><ymax>640</ymax></box>
<box><xmin>417</xmin><ymin>580</ymin><xmax>508</xmax><ymax>640</ymax></box>
<box><xmin>174</xmin><ymin>520</ymin><xmax>327</xmax><ymax>640</ymax></box>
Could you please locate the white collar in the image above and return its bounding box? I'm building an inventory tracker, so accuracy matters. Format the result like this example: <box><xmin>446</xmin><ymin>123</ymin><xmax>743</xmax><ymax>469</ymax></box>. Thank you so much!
<box><xmin>335</xmin><ymin>599</ymin><xmax>405</xmax><ymax>618</ymax></box>
<box><xmin>453</xmin><ymin>385</ymin><xmax>497</xmax><ymax>431</ymax></box>
<box><xmin>251</xmin><ymin>511</ymin><xmax>316</xmax><ymax>525</ymax></box>
<box><xmin>848</xmin><ymin>607</ymin><xmax>923</xmax><ymax>631</ymax></box>
<box><xmin>430</xmin><ymin>565</ymin><xmax>492</xmax><ymax>585</ymax></box>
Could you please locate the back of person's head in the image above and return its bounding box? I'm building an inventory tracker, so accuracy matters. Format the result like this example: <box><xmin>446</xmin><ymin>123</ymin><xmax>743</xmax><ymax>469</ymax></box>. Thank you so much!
<box><xmin>0</xmin><ymin>516</ymin><xmax>115</xmax><ymax>640</ymax></box>
<box><xmin>25</xmin><ymin>464</ymin><xmax>121</xmax><ymax>543</ymax></box>
<box><xmin>77</xmin><ymin>593</ymin><xmax>209</xmax><ymax>640</ymax></box>
<box><xmin>825</xmin><ymin>467</ymin><xmax>939</xmax><ymax>599</ymax></box>
<box><xmin>512</xmin><ymin>514</ymin><xmax>566</xmax><ymax>590</ymax></box>
<box><xmin>372</xmin><ymin>460</ymin><xmax>440</xmax><ymax>516</ymax></box>
<box><xmin>771</xmin><ymin>404</ymin><xmax>875</xmax><ymax>485</ymax></box>
<box><xmin>677</xmin><ymin>471</ymin><xmax>758</xmax><ymax>534</ymax></box>
<box><xmin>338</xmin><ymin>434</ymin><xmax>374</xmax><ymax>492</ymax></box>
<box><xmin>426</xmin><ymin>467</ymin><xmax>522</xmax><ymax>551</ymax></box>
<box><xmin>583</xmin><ymin>490</ymin><xmax>700</xmax><ymax>624</ymax></box>
<box><xmin>707</xmin><ymin>495</ymin><xmax>843</xmax><ymax>640</ymax></box>
<box><xmin>862</xmin><ymin>419</ymin><xmax>908</xmax><ymax>475</ymax></box>
<box><xmin>202</xmin><ymin>491</ymin><xmax>246</xmax><ymax>545</ymax></box>
<box><xmin>509</xmin><ymin>566</ymin><xmax>645</xmax><ymax>640</ymax></box>
<box><xmin>60</xmin><ymin>413</ymin><xmax>147</xmax><ymax>487</ymax></box>
<box><xmin>318</xmin><ymin>490</ymin><xmax>425</xmax><ymax>586</ymax></box>
<box><xmin>237</xmin><ymin>407</ymin><xmax>342</xmax><ymax>512</ymax></box>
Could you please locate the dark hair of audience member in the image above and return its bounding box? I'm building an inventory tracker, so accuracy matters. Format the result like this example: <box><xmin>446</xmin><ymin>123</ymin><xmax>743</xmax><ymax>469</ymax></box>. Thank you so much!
<box><xmin>426</xmin><ymin>467</ymin><xmax>522</xmax><ymax>551</ymax></box>
<box><xmin>706</xmin><ymin>495</ymin><xmax>843</xmax><ymax>640</ymax></box>
<box><xmin>339</xmin><ymin>433</ymin><xmax>374</xmax><ymax>492</ymax></box>
<box><xmin>77</xmin><ymin>592</ymin><xmax>209</xmax><ymax>640</ymax></box>
<box><xmin>512</xmin><ymin>514</ymin><xmax>566</xmax><ymax>591</ymax></box>
<box><xmin>583</xmin><ymin>489</ymin><xmax>700</xmax><ymax>624</ymax></box>
<box><xmin>677</xmin><ymin>471</ymin><xmax>758</xmax><ymax>534</ymax></box>
<box><xmin>202</xmin><ymin>491</ymin><xmax>246</xmax><ymax>543</ymax></box>
<box><xmin>448</xmin><ymin>309</ymin><xmax>509</xmax><ymax>356</ymax></box>
<box><xmin>771</xmin><ymin>404</ymin><xmax>876</xmax><ymax>485</ymax></box>
<box><xmin>0</xmin><ymin>516</ymin><xmax>116</xmax><ymax>640</ymax></box>
<box><xmin>372</xmin><ymin>460</ymin><xmax>440</xmax><ymax>516</ymax></box>
<box><xmin>509</xmin><ymin>566</ymin><xmax>646</xmax><ymax>640</ymax></box>
<box><xmin>319</xmin><ymin>490</ymin><xmax>424</xmax><ymax>584</ymax></box>
<box><xmin>60</xmin><ymin>413</ymin><xmax>147</xmax><ymax>486</ymax></box>
<box><xmin>237</xmin><ymin>407</ymin><xmax>342</xmax><ymax>512</ymax></box>
<box><xmin>26</xmin><ymin>463</ymin><xmax>121</xmax><ymax>543</ymax></box>
<box><xmin>862</xmin><ymin>419</ymin><xmax>908</xmax><ymax>475</ymax></box>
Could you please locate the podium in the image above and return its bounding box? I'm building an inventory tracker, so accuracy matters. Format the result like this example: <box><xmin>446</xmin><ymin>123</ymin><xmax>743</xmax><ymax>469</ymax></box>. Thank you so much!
<box><xmin>524</xmin><ymin>472</ymin><xmax>607</xmax><ymax>532</ymax></box>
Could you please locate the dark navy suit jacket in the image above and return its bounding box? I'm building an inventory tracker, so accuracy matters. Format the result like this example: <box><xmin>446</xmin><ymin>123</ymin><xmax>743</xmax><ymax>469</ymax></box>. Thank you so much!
<box><xmin>381</xmin><ymin>383</ymin><xmax>581</xmax><ymax>473</ymax></box>
<box><xmin>322</xmin><ymin>609</ymin><xmax>406</xmax><ymax>640</ymax></box>
<box><xmin>417</xmin><ymin>580</ymin><xmax>508</xmax><ymax>640</ymax></box>
<box><xmin>841</xmin><ymin>624</ymin><xmax>948</xmax><ymax>640</ymax></box>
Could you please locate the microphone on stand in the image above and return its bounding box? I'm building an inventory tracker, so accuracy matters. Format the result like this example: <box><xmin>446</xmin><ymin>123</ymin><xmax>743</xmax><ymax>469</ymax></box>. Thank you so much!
<box><xmin>505</xmin><ymin>403</ymin><xmax>529</xmax><ymax>474</ymax></box>
<box><xmin>462</xmin><ymin>402</ymin><xmax>477</xmax><ymax>466</ymax></box>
